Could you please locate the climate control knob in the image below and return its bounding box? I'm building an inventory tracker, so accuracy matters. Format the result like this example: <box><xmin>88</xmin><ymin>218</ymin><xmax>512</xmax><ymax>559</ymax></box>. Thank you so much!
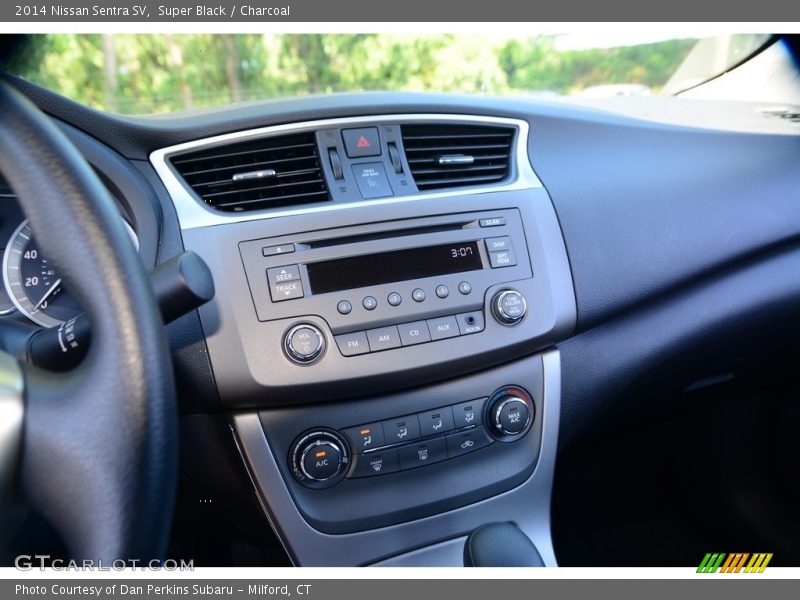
<box><xmin>290</xmin><ymin>430</ymin><xmax>349</xmax><ymax>488</ymax></box>
<box><xmin>486</xmin><ymin>386</ymin><xmax>534</xmax><ymax>441</ymax></box>
<box><xmin>491</xmin><ymin>289</ymin><xmax>527</xmax><ymax>325</ymax></box>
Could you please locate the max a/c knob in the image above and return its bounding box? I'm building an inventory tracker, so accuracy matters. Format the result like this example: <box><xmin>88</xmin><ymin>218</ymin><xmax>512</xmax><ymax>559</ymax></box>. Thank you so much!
<box><xmin>492</xmin><ymin>397</ymin><xmax>530</xmax><ymax>436</ymax></box>
<box><xmin>491</xmin><ymin>289</ymin><xmax>527</xmax><ymax>325</ymax></box>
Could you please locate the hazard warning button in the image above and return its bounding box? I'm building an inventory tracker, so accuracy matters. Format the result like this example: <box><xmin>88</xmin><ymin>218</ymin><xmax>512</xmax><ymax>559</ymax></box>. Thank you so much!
<box><xmin>341</xmin><ymin>127</ymin><xmax>381</xmax><ymax>158</ymax></box>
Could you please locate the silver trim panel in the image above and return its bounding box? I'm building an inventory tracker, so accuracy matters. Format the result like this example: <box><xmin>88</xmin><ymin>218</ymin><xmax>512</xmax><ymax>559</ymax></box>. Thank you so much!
<box><xmin>232</xmin><ymin>349</ymin><xmax>561</xmax><ymax>567</ymax></box>
<box><xmin>150</xmin><ymin>114</ymin><xmax>541</xmax><ymax>231</ymax></box>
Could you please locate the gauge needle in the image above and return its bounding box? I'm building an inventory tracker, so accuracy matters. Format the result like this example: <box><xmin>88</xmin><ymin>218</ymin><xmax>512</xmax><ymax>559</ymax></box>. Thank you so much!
<box><xmin>32</xmin><ymin>278</ymin><xmax>62</xmax><ymax>312</ymax></box>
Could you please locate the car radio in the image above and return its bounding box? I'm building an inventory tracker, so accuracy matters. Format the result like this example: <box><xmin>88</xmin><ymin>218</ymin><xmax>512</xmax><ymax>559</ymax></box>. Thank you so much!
<box><xmin>238</xmin><ymin>208</ymin><xmax>533</xmax><ymax>364</ymax></box>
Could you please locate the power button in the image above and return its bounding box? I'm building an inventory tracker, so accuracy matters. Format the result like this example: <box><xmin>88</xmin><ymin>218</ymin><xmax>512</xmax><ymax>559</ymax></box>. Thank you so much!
<box><xmin>284</xmin><ymin>324</ymin><xmax>325</xmax><ymax>364</ymax></box>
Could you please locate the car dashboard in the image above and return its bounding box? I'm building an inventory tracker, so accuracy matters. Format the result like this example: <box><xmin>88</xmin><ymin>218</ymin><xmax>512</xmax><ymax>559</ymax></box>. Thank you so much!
<box><xmin>2</xmin><ymin>76</ymin><xmax>800</xmax><ymax>566</ymax></box>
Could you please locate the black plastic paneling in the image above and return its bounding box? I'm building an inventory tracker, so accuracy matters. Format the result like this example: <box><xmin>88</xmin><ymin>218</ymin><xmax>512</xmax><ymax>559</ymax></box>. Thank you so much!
<box><xmin>529</xmin><ymin>116</ymin><xmax>800</xmax><ymax>331</ymax></box>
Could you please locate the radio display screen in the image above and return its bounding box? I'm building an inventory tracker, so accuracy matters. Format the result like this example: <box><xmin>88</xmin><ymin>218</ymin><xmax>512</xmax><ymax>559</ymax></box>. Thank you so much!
<box><xmin>307</xmin><ymin>241</ymin><xmax>483</xmax><ymax>294</ymax></box>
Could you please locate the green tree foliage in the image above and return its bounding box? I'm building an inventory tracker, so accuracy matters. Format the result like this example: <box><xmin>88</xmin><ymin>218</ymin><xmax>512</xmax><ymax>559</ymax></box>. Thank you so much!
<box><xmin>3</xmin><ymin>34</ymin><xmax>697</xmax><ymax>115</ymax></box>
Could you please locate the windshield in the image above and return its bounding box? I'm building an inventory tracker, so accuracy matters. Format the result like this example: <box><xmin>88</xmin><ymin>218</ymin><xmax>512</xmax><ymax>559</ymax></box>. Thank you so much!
<box><xmin>2</xmin><ymin>33</ymin><xmax>774</xmax><ymax>115</ymax></box>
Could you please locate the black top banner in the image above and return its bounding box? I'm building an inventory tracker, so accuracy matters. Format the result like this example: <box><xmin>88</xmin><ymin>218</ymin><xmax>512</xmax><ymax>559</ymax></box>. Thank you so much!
<box><xmin>2</xmin><ymin>0</ymin><xmax>800</xmax><ymax>22</ymax></box>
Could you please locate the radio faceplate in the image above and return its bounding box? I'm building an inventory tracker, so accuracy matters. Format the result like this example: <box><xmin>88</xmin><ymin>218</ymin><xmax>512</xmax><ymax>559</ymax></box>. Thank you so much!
<box><xmin>238</xmin><ymin>209</ymin><xmax>532</xmax><ymax>337</ymax></box>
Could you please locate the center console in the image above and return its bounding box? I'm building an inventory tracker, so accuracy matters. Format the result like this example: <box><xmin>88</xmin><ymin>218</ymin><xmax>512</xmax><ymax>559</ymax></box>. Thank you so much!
<box><xmin>151</xmin><ymin>113</ymin><xmax>576</xmax><ymax>565</ymax></box>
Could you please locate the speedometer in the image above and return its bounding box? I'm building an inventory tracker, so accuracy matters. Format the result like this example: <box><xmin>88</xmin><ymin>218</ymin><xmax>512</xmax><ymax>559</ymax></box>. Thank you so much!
<box><xmin>2</xmin><ymin>219</ymin><xmax>138</xmax><ymax>327</ymax></box>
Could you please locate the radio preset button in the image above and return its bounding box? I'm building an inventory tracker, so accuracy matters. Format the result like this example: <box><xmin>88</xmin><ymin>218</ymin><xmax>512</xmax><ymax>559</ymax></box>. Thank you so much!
<box><xmin>435</xmin><ymin>285</ymin><xmax>449</xmax><ymax>299</ymax></box>
<box><xmin>488</xmin><ymin>248</ymin><xmax>517</xmax><ymax>268</ymax></box>
<box><xmin>387</xmin><ymin>292</ymin><xmax>402</xmax><ymax>306</ymax></box>
<box><xmin>335</xmin><ymin>331</ymin><xmax>370</xmax><ymax>356</ymax></box>
<box><xmin>455</xmin><ymin>311</ymin><xmax>485</xmax><ymax>335</ymax></box>
<box><xmin>458</xmin><ymin>281</ymin><xmax>472</xmax><ymax>295</ymax></box>
<box><xmin>398</xmin><ymin>320</ymin><xmax>431</xmax><ymax>346</ymax></box>
<box><xmin>412</xmin><ymin>288</ymin><xmax>426</xmax><ymax>303</ymax></box>
<box><xmin>427</xmin><ymin>315</ymin><xmax>460</xmax><ymax>341</ymax></box>
<box><xmin>337</xmin><ymin>300</ymin><xmax>352</xmax><ymax>315</ymax></box>
<box><xmin>485</xmin><ymin>236</ymin><xmax>512</xmax><ymax>253</ymax></box>
<box><xmin>366</xmin><ymin>326</ymin><xmax>401</xmax><ymax>352</ymax></box>
<box><xmin>362</xmin><ymin>296</ymin><xmax>378</xmax><ymax>311</ymax></box>
<box><xmin>479</xmin><ymin>217</ymin><xmax>506</xmax><ymax>227</ymax></box>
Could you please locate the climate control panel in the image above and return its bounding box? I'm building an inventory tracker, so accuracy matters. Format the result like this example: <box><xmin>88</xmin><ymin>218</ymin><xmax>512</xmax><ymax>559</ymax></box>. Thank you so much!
<box><xmin>289</xmin><ymin>386</ymin><xmax>535</xmax><ymax>488</ymax></box>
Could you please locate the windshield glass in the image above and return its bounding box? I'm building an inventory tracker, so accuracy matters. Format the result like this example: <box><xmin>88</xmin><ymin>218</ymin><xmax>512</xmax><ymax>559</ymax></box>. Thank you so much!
<box><xmin>2</xmin><ymin>33</ymin><xmax>773</xmax><ymax>115</ymax></box>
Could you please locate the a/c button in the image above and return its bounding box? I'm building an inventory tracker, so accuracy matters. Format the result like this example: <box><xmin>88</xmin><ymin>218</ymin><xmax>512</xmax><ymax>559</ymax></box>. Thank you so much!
<box><xmin>398</xmin><ymin>320</ymin><xmax>431</xmax><ymax>346</ymax></box>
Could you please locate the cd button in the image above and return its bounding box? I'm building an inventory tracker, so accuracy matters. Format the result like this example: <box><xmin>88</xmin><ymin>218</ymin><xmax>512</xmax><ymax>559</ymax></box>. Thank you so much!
<box><xmin>427</xmin><ymin>315</ymin><xmax>460</xmax><ymax>341</ymax></box>
<box><xmin>397</xmin><ymin>320</ymin><xmax>431</xmax><ymax>346</ymax></box>
<box><xmin>387</xmin><ymin>292</ymin><xmax>402</xmax><ymax>306</ymax></box>
<box><xmin>435</xmin><ymin>285</ymin><xmax>449</xmax><ymax>299</ymax></box>
<box><xmin>366</xmin><ymin>325</ymin><xmax>401</xmax><ymax>352</ymax></box>
<box><xmin>412</xmin><ymin>288</ymin><xmax>426</xmax><ymax>302</ymax></box>
<box><xmin>362</xmin><ymin>296</ymin><xmax>378</xmax><ymax>310</ymax></box>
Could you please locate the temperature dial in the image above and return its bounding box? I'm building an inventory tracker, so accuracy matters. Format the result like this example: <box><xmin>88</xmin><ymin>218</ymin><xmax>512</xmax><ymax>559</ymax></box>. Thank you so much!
<box><xmin>290</xmin><ymin>430</ymin><xmax>349</xmax><ymax>488</ymax></box>
<box><xmin>485</xmin><ymin>386</ymin><xmax>535</xmax><ymax>442</ymax></box>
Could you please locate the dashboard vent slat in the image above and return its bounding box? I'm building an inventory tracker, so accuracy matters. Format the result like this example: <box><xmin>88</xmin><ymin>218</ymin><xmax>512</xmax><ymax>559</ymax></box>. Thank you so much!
<box><xmin>401</xmin><ymin>124</ymin><xmax>514</xmax><ymax>191</ymax></box>
<box><xmin>170</xmin><ymin>132</ymin><xmax>330</xmax><ymax>212</ymax></box>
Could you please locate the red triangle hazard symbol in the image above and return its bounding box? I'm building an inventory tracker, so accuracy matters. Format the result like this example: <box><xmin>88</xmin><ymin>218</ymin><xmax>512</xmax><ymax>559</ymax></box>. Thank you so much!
<box><xmin>357</xmin><ymin>135</ymin><xmax>371</xmax><ymax>148</ymax></box>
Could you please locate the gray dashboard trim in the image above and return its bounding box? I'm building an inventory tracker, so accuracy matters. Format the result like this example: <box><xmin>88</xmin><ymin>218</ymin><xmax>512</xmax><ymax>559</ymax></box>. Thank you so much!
<box><xmin>149</xmin><ymin>114</ymin><xmax>542</xmax><ymax>231</ymax></box>
<box><xmin>231</xmin><ymin>349</ymin><xmax>561</xmax><ymax>567</ymax></box>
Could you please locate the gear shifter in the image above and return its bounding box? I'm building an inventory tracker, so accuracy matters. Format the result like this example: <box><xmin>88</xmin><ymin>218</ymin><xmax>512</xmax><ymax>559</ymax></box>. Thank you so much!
<box><xmin>464</xmin><ymin>522</ymin><xmax>545</xmax><ymax>567</ymax></box>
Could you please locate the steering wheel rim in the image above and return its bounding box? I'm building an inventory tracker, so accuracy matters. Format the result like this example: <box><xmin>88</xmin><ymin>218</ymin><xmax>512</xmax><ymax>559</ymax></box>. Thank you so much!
<box><xmin>0</xmin><ymin>82</ymin><xmax>177</xmax><ymax>561</ymax></box>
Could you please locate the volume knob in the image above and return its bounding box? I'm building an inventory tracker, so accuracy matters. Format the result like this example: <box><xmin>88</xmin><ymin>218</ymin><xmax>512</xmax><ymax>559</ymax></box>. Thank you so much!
<box><xmin>491</xmin><ymin>289</ymin><xmax>527</xmax><ymax>325</ymax></box>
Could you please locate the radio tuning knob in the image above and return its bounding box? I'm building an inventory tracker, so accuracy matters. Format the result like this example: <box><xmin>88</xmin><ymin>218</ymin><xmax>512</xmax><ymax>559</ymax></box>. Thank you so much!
<box><xmin>491</xmin><ymin>289</ymin><xmax>527</xmax><ymax>325</ymax></box>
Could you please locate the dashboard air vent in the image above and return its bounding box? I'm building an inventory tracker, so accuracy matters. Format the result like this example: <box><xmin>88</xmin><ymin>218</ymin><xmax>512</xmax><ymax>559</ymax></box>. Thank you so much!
<box><xmin>170</xmin><ymin>132</ymin><xmax>330</xmax><ymax>212</ymax></box>
<box><xmin>401</xmin><ymin>124</ymin><xmax>514</xmax><ymax>191</ymax></box>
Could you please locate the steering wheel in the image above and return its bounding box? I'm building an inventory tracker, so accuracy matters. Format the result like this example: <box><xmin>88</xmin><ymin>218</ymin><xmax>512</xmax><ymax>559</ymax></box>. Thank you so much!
<box><xmin>0</xmin><ymin>82</ymin><xmax>177</xmax><ymax>561</ymax></box>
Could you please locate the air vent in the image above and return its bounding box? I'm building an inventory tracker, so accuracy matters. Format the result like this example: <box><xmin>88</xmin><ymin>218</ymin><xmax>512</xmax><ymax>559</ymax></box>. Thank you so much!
<box><xmin>401</xmin><ymin>124</ymin><xmax>514</xmax><ymax>191</ymax></box>
<box><xmin>170</xmin><ymin>132</ymin><xmax>330</xmax><ymax>212</ymax></box>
